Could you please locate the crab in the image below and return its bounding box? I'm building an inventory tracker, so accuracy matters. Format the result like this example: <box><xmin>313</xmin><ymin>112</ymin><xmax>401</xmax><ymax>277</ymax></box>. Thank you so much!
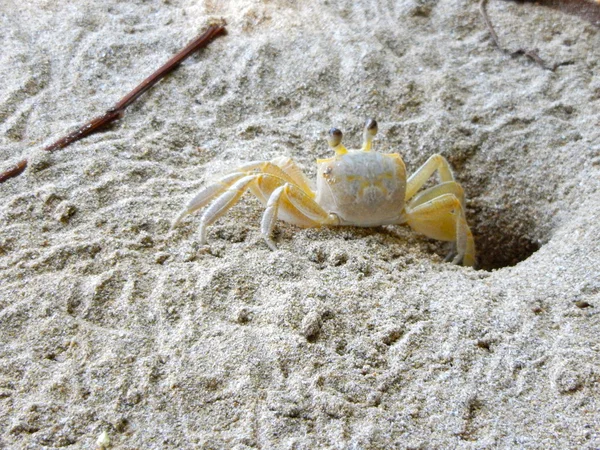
<box><xmin>172</xmin><ymin>119</ymin><xmax>476</xmax><ymax>266</ymax></box>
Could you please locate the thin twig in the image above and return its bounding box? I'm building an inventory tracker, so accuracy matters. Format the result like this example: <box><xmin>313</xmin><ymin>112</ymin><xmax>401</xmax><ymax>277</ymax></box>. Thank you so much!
<box><xmin>0</xmin><ymin>23</ymin><xmax>226</xmax><ymax>184</ymax></box>
<box><xmin>480</xmin><ymin>0</ymin><xmax>501</xmax><ymax>48</ymax></box>
<box><xmin>480</xmin><ymin>0</ymin><xmax>557</xmax><ymax>70</ymax></box>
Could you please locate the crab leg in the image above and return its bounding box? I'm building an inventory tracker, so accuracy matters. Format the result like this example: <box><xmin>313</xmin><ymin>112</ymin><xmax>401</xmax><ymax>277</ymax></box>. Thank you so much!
<box><xmin>186</xmin><ymin>169</ymin><xmax>329</xmax><ymax>247</ymax></box>
<box><xmin>172</xmin><ymin>172</ymin><xmax>249</xmax><ymax>227</ymax></box>
<box><xmin>172</xmin><ymin>160</ymin><xmax>305</xmax><ymax>228</ymax></box>
<box><xmin>269</xmin><ymin>156</ymin><xmax>315</xmax><ymax>198</ymax></box>
<box><xmin>405</xmin><ymin>193</ymin><xmax>475</xmax><ymax>266</ymax></box>
<box><xmin>261</xmin><ymin>185</ymin><xmax>286</xmax><ymax>250</ymax></box>
<box><xmin>405</xmin><ymin>154</ymin><xmax>456</xmax><ymax>202</ymax></box>
<box><xmin>407</xmin><ymin>181</ymin><xmax>465</xmax><ymax>209</ymax></box>
<box><xmin>197</xmin><ymin>175</ymin><xmax>257</xmax><ymax>244</ymax></box>
<box><xmin>260</xmin><ymin>182</ymin><xmax>338</xmax><ymax>250</ymax></box>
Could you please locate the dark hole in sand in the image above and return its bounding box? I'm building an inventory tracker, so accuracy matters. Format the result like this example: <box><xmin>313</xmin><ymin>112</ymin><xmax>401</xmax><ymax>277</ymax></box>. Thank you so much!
<box><xmin>469</xmin><ymin>203</ymin><xmax>542</xmax><ymax>271</ymax></box>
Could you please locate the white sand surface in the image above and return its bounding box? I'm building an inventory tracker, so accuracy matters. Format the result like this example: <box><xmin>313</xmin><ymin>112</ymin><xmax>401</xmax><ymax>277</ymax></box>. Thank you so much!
<box><xmin>1</xmin><ymin>0</ymin><xmax>599</xmax><ymax>448</ymax></box>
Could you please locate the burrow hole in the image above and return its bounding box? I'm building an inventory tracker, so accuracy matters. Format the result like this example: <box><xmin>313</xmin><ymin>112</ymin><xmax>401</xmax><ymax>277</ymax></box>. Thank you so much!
<box><xmin>469</xmin><ymin>203</ymin><xmax>542</xmax><ymax>271</ymax></box>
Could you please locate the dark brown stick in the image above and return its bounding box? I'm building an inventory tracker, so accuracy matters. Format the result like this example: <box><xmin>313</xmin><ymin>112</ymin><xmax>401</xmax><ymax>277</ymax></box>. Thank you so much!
<box><xmin>0</xmin><ymin>23</ymin><xmax>226</xmax><ymax>184</ymax></box>
<box><xmin>0</xmin><ymin>159</ymin><xmax>27</xmax><ymax>184</ymax></box>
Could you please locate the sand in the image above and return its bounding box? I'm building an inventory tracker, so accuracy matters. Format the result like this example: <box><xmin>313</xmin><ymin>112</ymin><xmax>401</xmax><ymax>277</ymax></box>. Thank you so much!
<box><xmin>1</xmin><ymin>0</ymin><xmax>599</xmax><ymax>448</ymax></box>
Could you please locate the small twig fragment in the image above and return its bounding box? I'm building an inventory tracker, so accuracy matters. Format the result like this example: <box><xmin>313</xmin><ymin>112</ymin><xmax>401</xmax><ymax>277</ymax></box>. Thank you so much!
<box><xmin>0</xmin><ymin>23</ymin><xmax>226</xmax><ymax>184</ymax></box>
<box><xmin>480</xmin><ymin>0</ymin><xmax>502</xmax><ymax>49</ymax></box>
<box><xmin>479</xmin><ymin>0</ymin><xmax>563</xmax><ymax>70</ymax></box>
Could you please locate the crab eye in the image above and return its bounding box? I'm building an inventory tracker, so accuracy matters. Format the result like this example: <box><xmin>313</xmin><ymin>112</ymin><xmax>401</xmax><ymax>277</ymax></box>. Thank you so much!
<box><xmin>365</xmin><ymin>118</ymin><xmax>378</xmax><ymax>136</ymax></box>
<box><xmin>328</xmin><ymin>128</ymin><xmax>343</xmax><ymax>148</ymax></box>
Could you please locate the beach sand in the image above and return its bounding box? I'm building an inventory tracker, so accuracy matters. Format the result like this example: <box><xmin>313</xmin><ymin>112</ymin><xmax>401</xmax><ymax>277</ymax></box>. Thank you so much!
<box><xmin>1</xmin><ymin>0</ymin><xmax>599</xmax><ymax>448</ymax></box>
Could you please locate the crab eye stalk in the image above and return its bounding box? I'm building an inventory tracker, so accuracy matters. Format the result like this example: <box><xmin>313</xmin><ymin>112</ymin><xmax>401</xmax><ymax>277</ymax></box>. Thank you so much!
<box><xmin>366</xmin><ymin>118</ymin><xmax>378</xmax><ymax>135</ymax></box>
<box><xmin>328</xmin><ymin>128</ymin><xmax>342</xmax><ymax>147</ymax></box>
<box><xmin>362</xmin><ymin>118</ymin><xmax>378</xmax><ymax>151</ymax></box>
<box><xmin>328</xmin><ymin>127</ymin><xmax>347</xmax><ymax>155</ymax></box>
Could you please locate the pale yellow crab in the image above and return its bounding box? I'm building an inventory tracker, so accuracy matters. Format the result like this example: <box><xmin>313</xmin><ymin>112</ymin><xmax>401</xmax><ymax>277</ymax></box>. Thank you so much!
<box><xmin>173</xmin><ymin>119</ymin><xmax>475</xmax><ymax>266</ymax></box>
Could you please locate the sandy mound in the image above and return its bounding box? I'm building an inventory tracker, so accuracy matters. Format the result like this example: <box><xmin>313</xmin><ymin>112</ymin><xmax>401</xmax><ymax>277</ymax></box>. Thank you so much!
<box><xmin>1</xmin><ymin>0</ymin><xmax>599</xmax><ymax>448</ymax></box>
